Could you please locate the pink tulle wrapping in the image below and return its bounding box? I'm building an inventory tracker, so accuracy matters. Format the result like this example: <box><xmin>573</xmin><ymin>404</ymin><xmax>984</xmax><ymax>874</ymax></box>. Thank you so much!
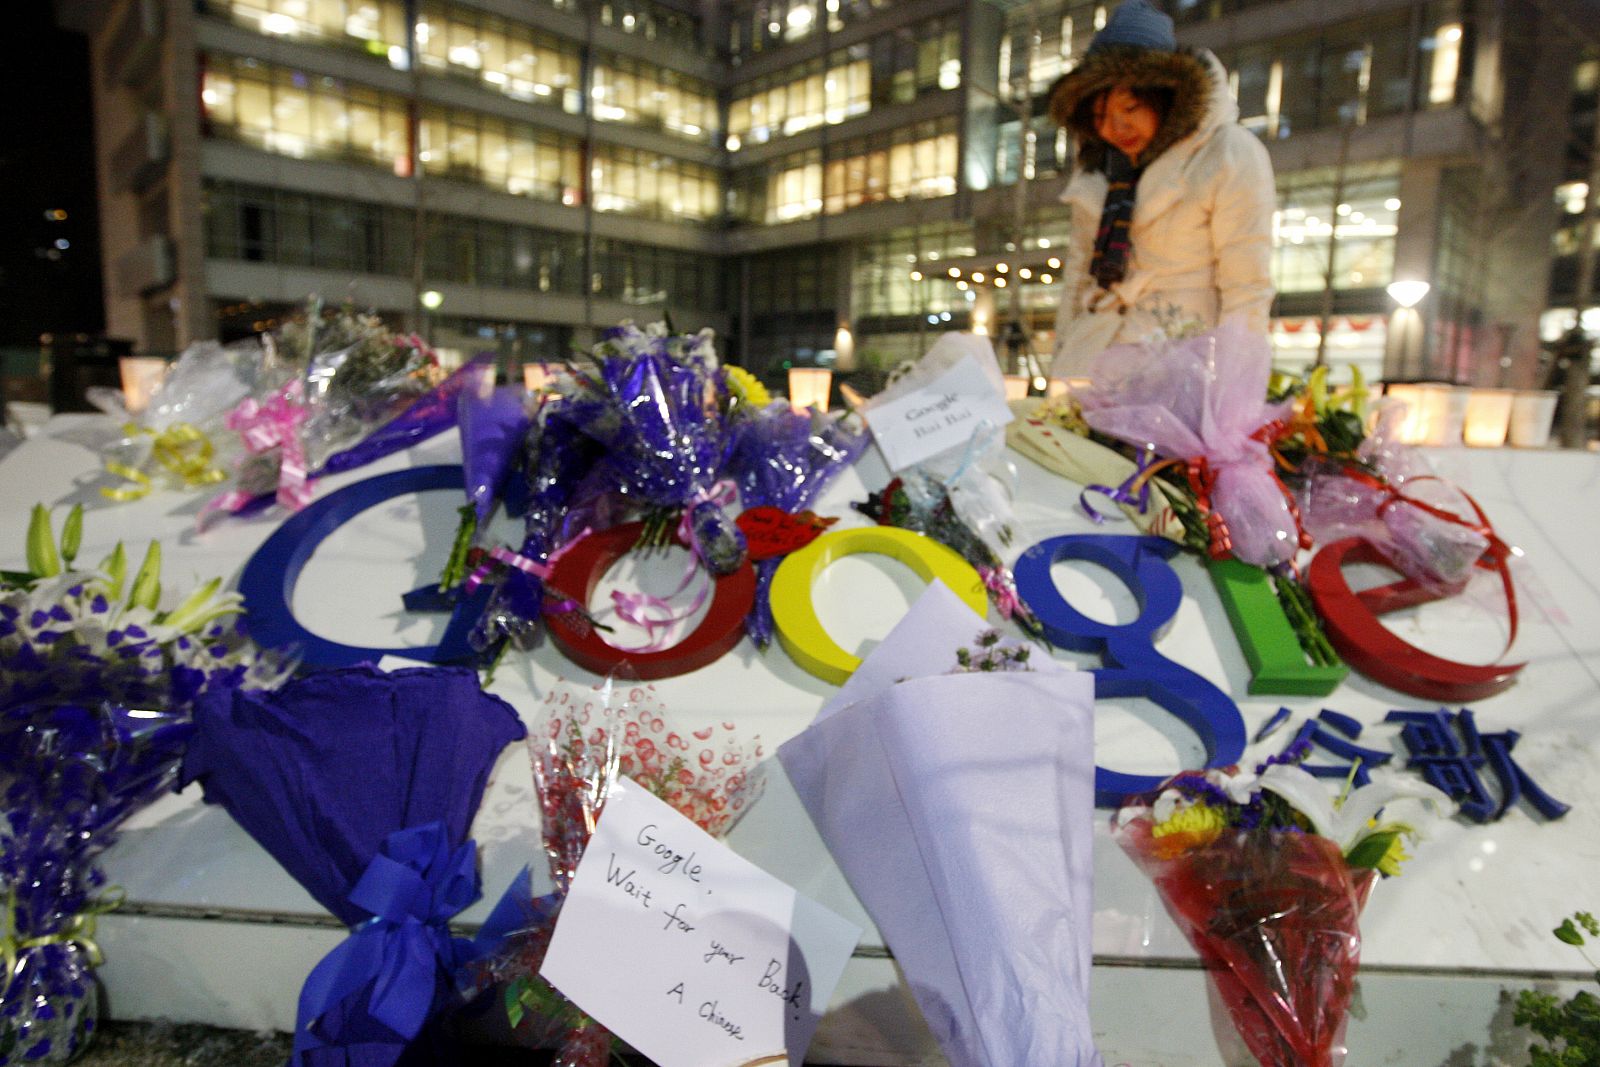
<box><xmin>1296</xmin><ymin>403</ymin><xmax>1490</xmax><ymax>593</ymax></box>
<box><xmin>1077</xmin><ymin>320</ymin><xmax>1298</xmax><ymax>567</ymax></box>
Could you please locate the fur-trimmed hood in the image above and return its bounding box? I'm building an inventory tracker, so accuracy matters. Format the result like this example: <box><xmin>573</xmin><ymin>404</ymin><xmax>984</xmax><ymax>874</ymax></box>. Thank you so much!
<box><xmin>1047</xmin><ymin>46</ymin><xmax>1231</xmax><ymax>171</ymax></box>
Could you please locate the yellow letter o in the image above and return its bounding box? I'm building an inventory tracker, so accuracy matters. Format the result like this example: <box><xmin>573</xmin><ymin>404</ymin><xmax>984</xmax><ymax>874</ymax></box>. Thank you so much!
<box><xmin>770</xmin><ymin>526</ymin><xmax>988</xmax><ymax>685</ymax></box>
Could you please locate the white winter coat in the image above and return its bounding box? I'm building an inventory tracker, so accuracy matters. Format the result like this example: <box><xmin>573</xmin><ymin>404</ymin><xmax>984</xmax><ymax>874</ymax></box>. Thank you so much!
<box><xmin>1050</xmin><ymin>50</ymin><xmax>1276</xmax><ymax>378</ymax></box>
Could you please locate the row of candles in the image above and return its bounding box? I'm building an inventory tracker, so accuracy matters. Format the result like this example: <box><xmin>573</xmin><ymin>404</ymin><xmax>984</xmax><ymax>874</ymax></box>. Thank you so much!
<box><xmin>1382</xmin><ymin>383</ymin><xmax>1560</xmax><ymax>448</ymax></box>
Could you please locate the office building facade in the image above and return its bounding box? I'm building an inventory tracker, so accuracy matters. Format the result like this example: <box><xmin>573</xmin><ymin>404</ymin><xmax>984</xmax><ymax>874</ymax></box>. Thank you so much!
<box><xmin>64</xmin><ymin>0</ymin><xmax>1598</xmax><ymax>389</ymax></box>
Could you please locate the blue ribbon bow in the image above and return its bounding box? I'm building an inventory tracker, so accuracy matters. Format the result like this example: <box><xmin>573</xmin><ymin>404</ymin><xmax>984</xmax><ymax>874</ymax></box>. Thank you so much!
<box><xmin>293</xmin><ymin>822</ymin><xmax>481</xmax><ymax>1066</ymax></box>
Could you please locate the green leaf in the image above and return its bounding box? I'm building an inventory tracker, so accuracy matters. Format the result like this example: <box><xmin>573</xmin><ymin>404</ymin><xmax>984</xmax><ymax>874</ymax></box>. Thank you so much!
<box><xmin>1344</xmin><ymin>829</ymin><xmax>1399</xmax><ymax>872</ymax></box>
<box><xmin>128</xmin><ymin>541</ymin><xmax>162</xmax><ymax>611</ymax></box>
<box><xmin>60</xmin><ymin>504</ymin><xmax>83</xmax><ymax>565</ymax></box>
<box><xmin>1555</xmin><ymin>919</ymin><xmax>1586</xmax><ymax>947</ymax></box>
<box><xmin>25</xmin><ymin>505</ymin><xmax>60</xmax><ymax>578</ymax></box>
<box><xmin>1577</xmin><ymin>911</ymin><xmax>1599</xmax><ymax>937</ymax></box>
<box><xmin>99</xmin><ymin>543</ymin><xmax>127</xmax><ymax>600</ymax></box>
<box><xmin>505</xmin><ymin>981</ymin><xmax>525</xmax><ymax>1029</ymax></box>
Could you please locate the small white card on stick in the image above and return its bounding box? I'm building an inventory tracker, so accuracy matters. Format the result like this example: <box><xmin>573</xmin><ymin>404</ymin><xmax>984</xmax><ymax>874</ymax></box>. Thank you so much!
<box><xmin>540</xmin><ymin>779</ymin><xmax>861</xmax><ymax>1067</ymax></box>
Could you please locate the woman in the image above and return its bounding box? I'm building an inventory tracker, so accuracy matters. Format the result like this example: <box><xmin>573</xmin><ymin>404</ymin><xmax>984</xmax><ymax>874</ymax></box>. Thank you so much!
<box><xmin>1047</xmin><ymin>0</ymin><xmax>1275</xmax><ymax>378</ymax></box>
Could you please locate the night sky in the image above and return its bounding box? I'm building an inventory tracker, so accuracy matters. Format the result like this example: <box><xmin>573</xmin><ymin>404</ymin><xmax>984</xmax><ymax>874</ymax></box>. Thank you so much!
<box><xmin>0</xmin><ymin>5</ymin><xmax>104</xmax><ymax>347</ymax></box>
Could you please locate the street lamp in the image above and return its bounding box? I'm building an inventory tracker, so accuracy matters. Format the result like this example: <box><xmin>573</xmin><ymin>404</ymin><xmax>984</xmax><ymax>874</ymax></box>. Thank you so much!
<box><xmin>1385</xmin><ymin>280</ymin><xmax>1430</xmax><ymax>308</ymax></box>
<box><xmin>1386</xmin><ymin>279</ymin><xmax>1430</xmax><ymax>379</ymax></box>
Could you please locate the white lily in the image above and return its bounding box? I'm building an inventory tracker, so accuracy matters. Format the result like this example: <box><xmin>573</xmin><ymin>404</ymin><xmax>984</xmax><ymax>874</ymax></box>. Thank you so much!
<box><xmin>1257</xmin><ymin>762</ymin><xmax>1455</xmax><ymax>856</ymax></box>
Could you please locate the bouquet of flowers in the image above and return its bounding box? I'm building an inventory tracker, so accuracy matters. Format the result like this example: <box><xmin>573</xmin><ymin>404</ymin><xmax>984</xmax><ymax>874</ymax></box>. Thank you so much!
<box><xmin>1114</xmin><ymin>754</ymin><xmax>1451</xmax><ymax>1067</ymax></box>
<box><xmin>1</xmin><ymin>505</ymin><xmax>293</xmax><ymax>1064</ymax></box>
<box><xmin>473</xmin><ymin>678</ymin><xmax>764</xmax><ymax>1066</ymax></box>
<box><xmin>197</xmin><ymin>300</ymin><xmax>484</xmax><ymax>526</ymax></box>
<box><xmin>1</xmin><ymin>702</ymin><xmax>192</xmax><ymax>1064</ymax></box>
<box><xmin>1</xmin><ymin>505</ymin><xmax>296</xmax><ymax>710</ymax></box>
<box><xmin>1073</xmin><ymin>318</ymin><xmax>1303</xmax><ymax>569</ymax></box>
<box><xmin>854</xmin><ymin>462</ymin><xmax>1045</xmax><ymax>641</ymax></box>
<box><xmin>558</xmin><ymin>324</ymin><xmax>745</xmax><ymax>574</ymax></box>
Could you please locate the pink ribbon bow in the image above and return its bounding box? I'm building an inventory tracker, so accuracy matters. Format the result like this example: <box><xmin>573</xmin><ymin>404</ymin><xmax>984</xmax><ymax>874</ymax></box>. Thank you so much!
<box><xmin>200</xmin><ymin>380</ymin><xmax>313</xmax><ymax>524</ymax></box>
<box><xmin>675</xmin><ymin>479</ymin><xmax>739</xmax><ymax>555</ymax></box>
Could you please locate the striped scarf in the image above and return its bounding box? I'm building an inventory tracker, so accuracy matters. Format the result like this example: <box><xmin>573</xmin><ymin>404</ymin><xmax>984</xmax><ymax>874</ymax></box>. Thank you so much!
<box><xmin>1090</xmin><ymin>149</ymin><xmax>1144</xmax><ymax>290</ymax></box>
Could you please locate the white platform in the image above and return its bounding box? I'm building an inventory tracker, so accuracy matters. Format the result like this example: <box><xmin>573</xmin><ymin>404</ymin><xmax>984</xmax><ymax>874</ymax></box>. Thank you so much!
<box><xmin>4</xmin><ymin>414</ymin><xmax>1598</xmax><ymax>1065</ymax></box>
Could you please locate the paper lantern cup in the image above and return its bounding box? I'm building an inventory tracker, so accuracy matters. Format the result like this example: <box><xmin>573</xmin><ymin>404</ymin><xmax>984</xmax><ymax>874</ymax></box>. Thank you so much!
<box><xmin>1508</xmin><ymin>390</ymin><xmax>1559</xmax><ymax>448</ymax></box>
<box><xmin>788</xmin><ymin>367</ymin><xmax>832</xmax><ymax>413</ymax></box>
<box><xmin>1463</xmin><ymin>388</ymin><xmax>1514</xmax><ymax>447</ymax></box>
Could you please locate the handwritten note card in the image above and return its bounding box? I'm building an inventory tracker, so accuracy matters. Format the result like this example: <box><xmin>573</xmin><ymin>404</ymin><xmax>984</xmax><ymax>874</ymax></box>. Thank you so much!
<box><xmin>540</xmin><ymin>779</ymin><xmax>861</xmax><ymax>1067</ymax></box>
<box><xmin>863</xmin><ymin>355</ymin><xmax>1015</xmax><ymax>471</ymax></box>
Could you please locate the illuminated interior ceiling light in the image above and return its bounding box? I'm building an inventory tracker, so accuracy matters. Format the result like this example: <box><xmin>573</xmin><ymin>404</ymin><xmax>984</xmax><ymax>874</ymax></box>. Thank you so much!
<box><xmin>1038</xmin><ymin>238</ymin><xmax>1051</xmax><ymax>248</ymax></box>
<box><xmin>956</xmin><ymin>280</ymin><xmax>969</xmax><ymax>290</ymax></box>
<box><xmin>910</xmin><ymin>270</ymin><xmax>923</xmax><ymax>281</ymax></box>
<box><xmin>1047</xmin><ymin>257</ymin><xmax>1061</xmax><ymax>269</ymax></box>
<box><xmin>948</xmin><ymin>267</ymin><xmax>961</xmax><ymax>277</ymax></box>
<box><xmin>994</xmin><ymin>276</ymin><xmax>1006</xmax><ymax>287</ymax></box>
<box><xmin>1040</xmin><ymin>273</ymin><xmax>1053</xmax><ymax>284</ymax></box>
<box><xmin>1018</xmin><ymin>268</ymin><xmax>1031</xmax><ymax>279</ymax></box>
<box><xmin>995</xmin><ymin>262</ymin><xmax>1008</xmax><ymax>273</ymax></box>
<box><xmin>420</xmin><ymin>289</ymin><xmax>444</xmax><ymax>310</ymax></box>
<box><xmin>971</xmin><ymin>272</ymin><xmax>984</xmax><ymax>283</ymax></box>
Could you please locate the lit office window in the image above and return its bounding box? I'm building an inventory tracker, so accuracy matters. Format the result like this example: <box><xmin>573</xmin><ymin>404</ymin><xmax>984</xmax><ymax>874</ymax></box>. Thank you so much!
<box><xmin>725</xmin><ymin>19</ymin><xmax>955</xmax><ymax>151</ymax></box>
<box><xmin>1425</xmin><ymin>24</ymin><xmax>1463</xmax><ymax>105</ymax></box>
<box><xmin>415</xmin><ymin>5</ymin><xmax>582</xmax><ymax>113</ymax></box>
<box><xmin>202</xmin><ymin>55</ymin><xmax>411</xmax><ymax>174</ymax></box>
<box><xmin>592</xmin><ymin>54</ymin><xmax>718</xmax><ymax>142</ymax></box>
<box><xmin>418</xmin><ymin>109</ymin><xmax>583</xmax><ymax>203</ymax></box>
<box><xmin>206</xmin><ymin>0</ymin><xmax>409</xmax><ymax>63</ymax></box>
<box><xmin>1272</xmin><ymin>163</ymin><xmax>1401</xmax><ymax>294</ymax></box>
<box><xmin>590</xmin><ymin>145</ymin><xmax>720</xmax><ymax>221</ymax></box>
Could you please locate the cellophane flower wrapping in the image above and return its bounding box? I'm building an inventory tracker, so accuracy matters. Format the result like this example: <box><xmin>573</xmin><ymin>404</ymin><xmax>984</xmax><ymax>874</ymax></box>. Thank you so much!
<box><xmin>726</xmin><ymin>402</ymin><xmax>866</xmax><ymax>646</ymax></box>
<box><xmin>1297</xmin><ymin>403</ymin><xmax>1489</xmax><ymax>593</ymax></box>
<box><xmin>563</xmin><ymin>324</ymin><xmax>746</xmax><ymax>574</ymax></box>
<box><xmin>280</xmin><ymin>304</ymin><xmax>442</xmax><ymax>471</ymax></box>
<box><xmin>474</xmin><ymin>678</ymin><xmax>763</xmax><ymax>1065</ymax></box>
<box><xmin>0</xmin><ymin>702</ymin><xmax>194</xmax><ymax>1064</ymax></box>
<box><xmin>1114</xmin><ymin>817</ymin><xmax>1374</xmax><ymax>1067</ymax></box>
<box><xmin>0</xmin><ymin>511</ymin><xmax>295</xmax><ymax>1063</ymax></box>
<box><xmin>1077</xmin><ymin>319</ymin><xmax>1299</xmax><ymax>568</ymax></box>
<box><xmin>471</xmin><ymin>399</ymin><xmax>608</xmax><ymax>652</ymax></box>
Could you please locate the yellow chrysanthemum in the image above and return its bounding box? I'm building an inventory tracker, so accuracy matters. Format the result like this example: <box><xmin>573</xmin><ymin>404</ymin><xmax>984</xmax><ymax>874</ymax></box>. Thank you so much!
<box><xmin>1149</xmin><ymin>803</ymin><xmax>1228</xmax><ymax>857</ymax></box>
<box><xmin>725</xmin><ymin>365</ymin><xmax>771</xmax><ymax>409</ymax></box>
<box><xmin>1375</xmin><ymin>834</ymin><xmax>1411</xmax><ymax>878</ymax></box>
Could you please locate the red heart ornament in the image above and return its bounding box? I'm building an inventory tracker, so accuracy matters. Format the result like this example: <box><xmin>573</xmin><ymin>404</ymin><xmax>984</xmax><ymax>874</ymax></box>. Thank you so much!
<box><xmin>737</xmin><ymin>506</ymin><xmax>837</xmax><ymax>561</ymax></box>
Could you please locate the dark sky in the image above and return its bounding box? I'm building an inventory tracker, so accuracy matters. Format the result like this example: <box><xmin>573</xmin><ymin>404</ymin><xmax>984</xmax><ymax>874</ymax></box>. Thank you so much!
<box><xmin>0</xmin><ymin>4</ymin><xmax>104</xmax><ymax>347</ymax></box>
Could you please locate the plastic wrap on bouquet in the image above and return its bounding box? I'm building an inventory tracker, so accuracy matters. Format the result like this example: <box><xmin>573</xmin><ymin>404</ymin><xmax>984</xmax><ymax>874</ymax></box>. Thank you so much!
<box><xmin>0</xmin><ymin>702</ymin><xmax>193</xmax><ymax>1065</ymax></box>
<box><xmin>1111</xmin><ymin>762</ymin><xmax>1450</xmax><ymax>1067</ymax></box>
<box><xmin>567</xmin><ymin>324</ymin><xmax>746</xmax><ymax>574</ymax></box>
<box><xmin>725</xmin><ymin>403</ymin><xmax>867</xmax><ymax>647</ymax></box>
<box><xmin>473</xmin><ymin>677</ymin><xmax>764</xmax><ymax>1066</ymax></box>
<box><xmin>91</xmin><ymin>338</ymin><xmax>278</xmax><ymax>501</ymax></box>
<box><xmin>780</xmin><ymin>583</ymin><xmax>1101</xmax><ymax>1067</ymax></box>
<box><xmin>180</xmin><ymin>666</ymin><xmax>526</xmax><ymax>1067</ymax></box>
<box><xmin>289</xmin><ymin>311</ymin><xmax>440</xmax><ymax>472</ymax></box>
<box><xmin>470</xmin><ymin>403</ymin><xmax>606</xmax><ymax>652</ymax></box>
<box><xmin>313</xmin><ymin>355</ymin><xmax>491</xmax><ymax>479</ymax></box>
<box><xmin>1296</xmin><ymin>403</ymin><xmax>1493</xmax><ymax>594</ymax></box>
<box><xmin>1117</xmin><ymin>822</ymin><xmax>1372</xmax><ymax>1067</ymax></box>
<box><xmin>1076</xmin><ymin>319</ymin><xmax>1300</xmax><ymax>568</ymax></box>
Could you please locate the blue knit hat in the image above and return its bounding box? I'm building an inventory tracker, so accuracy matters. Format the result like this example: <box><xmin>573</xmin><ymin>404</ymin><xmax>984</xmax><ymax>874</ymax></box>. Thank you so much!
<box><xmin>1087</xmin><ymin>0</ymin><xmax>1176</xmax><ymax>54</ymax></box>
